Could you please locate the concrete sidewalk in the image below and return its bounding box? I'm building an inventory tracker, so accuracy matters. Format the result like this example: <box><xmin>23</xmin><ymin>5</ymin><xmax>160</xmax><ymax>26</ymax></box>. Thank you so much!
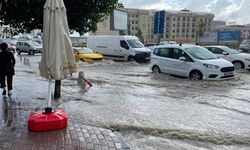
<box><xmin>0</xmin><ymin>98</ymin><xmax>130</xmax><ymax>150</ymax></box>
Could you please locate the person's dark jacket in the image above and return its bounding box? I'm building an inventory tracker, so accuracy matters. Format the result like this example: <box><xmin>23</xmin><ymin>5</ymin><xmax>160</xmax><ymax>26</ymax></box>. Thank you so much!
<box><xmin>0</xmin><ymin>50</ymin><xmax>15</xmax><ymax>76</ymax></box>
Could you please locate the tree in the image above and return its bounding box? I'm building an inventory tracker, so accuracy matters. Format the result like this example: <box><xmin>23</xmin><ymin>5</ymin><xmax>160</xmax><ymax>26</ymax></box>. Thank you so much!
<box><xmin>197</xmin><ymin>20</ymin><xmax>206</xmax><ymax>44</ymax></box>
<box><xmin>0</xmin><ymin>0</ymin><xmax>118</xmax><ymax>34</ymax></box>
<box><xmin>136</xmin><ymin>28</ymin><xmax>144</xmax><ymax>43</ymax></box>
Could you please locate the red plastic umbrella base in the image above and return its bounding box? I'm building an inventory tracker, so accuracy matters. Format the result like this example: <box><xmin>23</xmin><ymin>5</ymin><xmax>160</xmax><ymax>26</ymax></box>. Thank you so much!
<box><xmin>28</xmin><ymin>109</ymin><xmax>67</xmax><ymax>132</ymax></box>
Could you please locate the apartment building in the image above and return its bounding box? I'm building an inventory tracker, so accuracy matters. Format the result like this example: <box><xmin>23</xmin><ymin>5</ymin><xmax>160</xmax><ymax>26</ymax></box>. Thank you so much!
<box><xmin>124</xmin><ymin>8</ymin><xmax>152</xmax><ymax>43</ymax></box>
<box><xmin>93</xmin><ymin>8</ymin><xmax>214</xmax><ymax>44</ymax></box>
<box><xmin>148</xmin><ymin>9</ymin><xmax>214</xmax><ymax>43</ymax></box>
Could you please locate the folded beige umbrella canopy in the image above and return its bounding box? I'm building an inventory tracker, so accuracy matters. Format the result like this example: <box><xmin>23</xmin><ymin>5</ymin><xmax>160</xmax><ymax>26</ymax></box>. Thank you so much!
<box><xmin>39</xmin><ymin>0</ymin><xmax>77</xmax><ymax>108</ymax></box>
<box><xmin>40</xmin><ymin>0</ymin><xmax>77</xmax><ymax>80</ymax></box>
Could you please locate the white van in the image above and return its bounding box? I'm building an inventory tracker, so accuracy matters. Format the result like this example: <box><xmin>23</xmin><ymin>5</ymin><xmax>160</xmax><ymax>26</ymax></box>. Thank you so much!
<box><xmin>239</xmin><ymin>39</ymin><xmax>250</xmax><ymax>51</ymax></box>
<box><xmin>87</xmin><ymin>36</ymin><xmax>151</xmax><ymax>62</ymax></box>
<box><xmin>150</xmin><ymin>44</ymin><xmax>235</xmax><ymax>80</ymax></box>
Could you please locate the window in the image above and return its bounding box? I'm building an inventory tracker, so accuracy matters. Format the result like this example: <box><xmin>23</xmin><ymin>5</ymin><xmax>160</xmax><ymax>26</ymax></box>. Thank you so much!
<box><xmin>153</xmin><ymin>48</ymin><xmax>171</xmax><ymax>58</ymax></box>
<box><xmin>207</xmin><ymin>47</ymin><xmax>225</xmax><ymax>54</ymax></box>
<box><xmin>127</xmin><ymin>39</ymin><xmax>144</xmax><ymax>48</ymax></box>
<box><xmin>172</xmin><ymin>48</ymin><xmax>184</xmax><ymax>59</ymax></box>
<box><xmin>120</xmin><ymin>40</ymin><xmax>129</xmax><ymax>49</ymax></box>
<box><xmin>182</xmin><ymin>17</ymin><xmax>186</xmax><ymax>21</ymax></box>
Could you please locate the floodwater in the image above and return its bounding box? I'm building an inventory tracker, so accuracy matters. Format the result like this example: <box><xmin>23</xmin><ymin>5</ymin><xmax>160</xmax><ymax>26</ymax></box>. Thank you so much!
<box><xmin>9</xmin><ymin>55</ymin><xmax>250</xmax><ymax>149</ymax></box>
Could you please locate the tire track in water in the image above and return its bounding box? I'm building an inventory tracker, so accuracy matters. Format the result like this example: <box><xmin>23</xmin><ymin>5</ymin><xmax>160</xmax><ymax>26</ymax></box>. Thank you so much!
<box><xmin>197</xmin><ymin>101</ymin><xmax>250</xmax><ymax>116</ymax></box>
<box><xmin>213</xmin><ymin>94</ymin><xmax>250</xmax><ymax>104</ymax></box>
<box><xmin>110</xmin><ymin>124</ymin><xmax>250</xmax><ymax>145</ymax></box>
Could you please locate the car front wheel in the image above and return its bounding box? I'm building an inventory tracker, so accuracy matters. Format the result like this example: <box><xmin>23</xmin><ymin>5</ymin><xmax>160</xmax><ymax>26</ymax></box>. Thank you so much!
<box><xmin>233</xmin><ymin>61</ymin><xmax>244</xmax><ymax>70</ymax></box>
<box><xmin>190</xmin><ymin>70</ymin><xmax>203</xmax><ymax>80</ymax></box>
<box><xmin>29</xmin><ymin>50</ymin><xmax>34</xmax><ymax>55</ymax></box>
<box><xmin>152</xmin><ymin>66</ymin><xmax>161</xmax><ymax>74</ymax></box>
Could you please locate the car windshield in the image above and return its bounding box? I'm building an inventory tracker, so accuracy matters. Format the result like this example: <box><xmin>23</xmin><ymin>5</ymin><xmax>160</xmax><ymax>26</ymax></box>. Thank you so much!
<box><xmin>221</xmin><ymin>46</ymin><xmax>240</xmax><ymax>54</ymax></box>
<box><xmin>127</xmin><ymin>39</ymin><xmax>144</xmax><ymax>48</ymax></box>
<box><xmin>32</xmin><ymin>41</ymin><xmax>41</xmax><ymax>46</ymax></box>
<box><xmin>79</xmin><ymin>48</ymin><xmax>94</xmax><ymax>54</ymax></box>
<box><xmin>185</xmin><ymin>47</ymin><xmax>218</xmax><ymax>60</ymax></box>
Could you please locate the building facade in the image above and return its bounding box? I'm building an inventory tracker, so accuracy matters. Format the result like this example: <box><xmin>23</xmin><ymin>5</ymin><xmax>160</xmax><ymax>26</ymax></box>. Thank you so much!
<box><xmin>148</xmin><ymin>10</ymin><xmax>214</xmax><ymax>43</ymax></box>
<box><xmin>93</xmin><ymin>8</ymin><xmax>214</xmax><ymax>44</ymax></box>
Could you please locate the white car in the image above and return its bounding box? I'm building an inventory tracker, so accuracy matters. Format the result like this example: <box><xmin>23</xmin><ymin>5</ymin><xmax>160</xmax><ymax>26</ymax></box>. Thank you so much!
<box><xmin>204</xmin><ymin>46</ymin><xmax>250</xmax><ymax>70</ymax></box>
<box><xmin>150</xmin><ymin>44</ymin><xmax>235</xmax><ymax>80</ymax></box>
<box><xmin>239</xmin><ymin>39</ymin><xmax>250</xmax><ymax>51</ymax></box>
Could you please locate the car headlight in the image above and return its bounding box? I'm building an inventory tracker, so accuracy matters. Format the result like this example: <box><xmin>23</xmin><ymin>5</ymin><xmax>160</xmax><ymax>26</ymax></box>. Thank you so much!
<box><xmin>245</xmin><ymin>58</ymin><xmax>250</xmax><ymax>61</ymax></box>
<box><xmin>204</xmin><ymin>64</ymin><xmax>219</xmax><ymax>69</ymax></box>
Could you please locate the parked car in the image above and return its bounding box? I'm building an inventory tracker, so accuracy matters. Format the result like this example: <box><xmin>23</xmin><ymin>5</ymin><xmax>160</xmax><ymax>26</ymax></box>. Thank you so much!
<box><xmin>150</xmin><ymin>44</ymin><xmax>235</xmax><ymax>80</ymax></box>
<box><xmin>204</xmin><ymin>45</ymin><xmax>250</xmax><ymax>70</ymax></box>
<box><xmin>16</xmin><ymin>41</ymin><xmax>42</xmax><ymax>55</ymax></box>
<box><xmin>74</xmin><ymin>47</ymin><xmax>103</xmax><ymax>63</ymax></box>
<box><xmin>239</xmin><ymin>39</ymin><xmax>250</xmax><ymax>51</ymax></box>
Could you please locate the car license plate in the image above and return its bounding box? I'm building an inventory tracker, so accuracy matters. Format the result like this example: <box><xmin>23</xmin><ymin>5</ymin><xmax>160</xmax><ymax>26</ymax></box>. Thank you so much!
<box><xmin>224</xmin><ymin>72</ymin><xmax>234</xmax><ymax>76</ymax></box>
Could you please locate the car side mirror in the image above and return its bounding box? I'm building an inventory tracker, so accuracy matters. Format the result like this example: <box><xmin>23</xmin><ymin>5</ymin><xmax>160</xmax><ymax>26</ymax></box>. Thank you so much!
<box><xmin>222</xmin><ymin>52</ymin><xmax>229</xmax><ymax>55</ymax></box>
<box><xmin>179</xmin><ymin>56</ymin><xmax>186</xmax><ymax>61</ymax></box>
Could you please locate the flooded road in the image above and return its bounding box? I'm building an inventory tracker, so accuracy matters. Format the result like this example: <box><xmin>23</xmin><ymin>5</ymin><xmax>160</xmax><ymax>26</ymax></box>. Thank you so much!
<box><xmin>10</xmin><ymin>55</ymin><xmax>250</xmax><ymax>149</ymax></box>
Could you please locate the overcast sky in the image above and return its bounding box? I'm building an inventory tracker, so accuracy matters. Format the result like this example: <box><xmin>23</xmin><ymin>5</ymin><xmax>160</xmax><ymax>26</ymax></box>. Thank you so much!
<box><xmin>119</xmin><ymin>0</ymin><xmax>249</xmax><ymax>25</ymax></box>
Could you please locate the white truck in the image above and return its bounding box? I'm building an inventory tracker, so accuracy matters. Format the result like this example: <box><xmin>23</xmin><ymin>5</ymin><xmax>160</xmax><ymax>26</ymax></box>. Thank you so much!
<box><xmin>87</xmin><ymin>35</ymin><xmax>151</xmax><ymax>62</ymax></box>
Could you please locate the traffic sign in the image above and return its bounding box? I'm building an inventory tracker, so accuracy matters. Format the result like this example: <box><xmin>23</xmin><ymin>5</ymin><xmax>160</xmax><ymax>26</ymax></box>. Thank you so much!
<box><xmin>154</xmin><ymin>10</ymin><xmax>165</xmax><ymax>35</ymax></box>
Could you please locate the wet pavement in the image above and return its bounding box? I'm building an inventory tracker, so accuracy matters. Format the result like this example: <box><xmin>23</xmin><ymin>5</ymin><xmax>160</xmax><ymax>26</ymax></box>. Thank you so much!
<box><xmin>2</xmin><ymin>54</ymin><xmax>250</xmax><ymax>150</ymax></box>
<box><xmin>0</xmin><ymin>55</ymin><xmax>130</xmax><ymax>150</ymax></box>
<box><xmin>0</xmin><ymin>99</ymin><xmax>129</xmax><ymax>150</ymax></box>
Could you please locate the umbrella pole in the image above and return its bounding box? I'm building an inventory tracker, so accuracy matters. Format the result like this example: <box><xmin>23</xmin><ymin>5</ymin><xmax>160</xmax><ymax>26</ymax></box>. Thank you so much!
<box><xmin>45</xmin><ymin>79</ymin><xmax>53</xmax><ymax>113</ymax></box>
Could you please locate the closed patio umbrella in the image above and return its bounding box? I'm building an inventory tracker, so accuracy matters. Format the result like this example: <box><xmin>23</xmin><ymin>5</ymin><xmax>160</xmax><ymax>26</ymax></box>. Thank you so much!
<box><xmin>28</xmin><ymin>0</ymin><xmax>77</xmax><ymax>132</ymax></box>
<box><xmin>40</xmin><ymin>0</ymin><xmax>77</xmax><ymax>109</ymax></box>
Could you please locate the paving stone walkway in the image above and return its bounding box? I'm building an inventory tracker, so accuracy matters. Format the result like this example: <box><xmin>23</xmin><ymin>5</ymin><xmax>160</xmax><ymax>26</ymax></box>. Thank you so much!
<box><xmin>0</xmin><ymin>98</ymin><xmax>130</xmax><ymax>150</ymax></box>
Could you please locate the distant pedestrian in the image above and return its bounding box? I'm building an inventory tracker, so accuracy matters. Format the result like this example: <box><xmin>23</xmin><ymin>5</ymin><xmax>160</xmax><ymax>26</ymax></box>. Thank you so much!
<box><xmin>0</xmin><ymin>42</ymin><xmax>15</xmax><ymax>96</ymax></box>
